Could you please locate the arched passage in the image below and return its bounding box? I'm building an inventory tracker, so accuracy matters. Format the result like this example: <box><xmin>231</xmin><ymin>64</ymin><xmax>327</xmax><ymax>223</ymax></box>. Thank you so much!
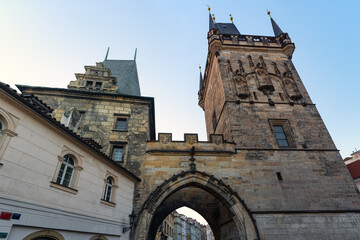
<box><xmin>133</xmin><ymin>170</ymin><xmax>259</xmax><ymax>240</ymax></box>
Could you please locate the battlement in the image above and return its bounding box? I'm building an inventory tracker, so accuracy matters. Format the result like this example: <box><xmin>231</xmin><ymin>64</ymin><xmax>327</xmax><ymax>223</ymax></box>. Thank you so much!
<box><xmin>209</xmin><ymin>31</ymin><xmax>293</xmax><ymax>49</ymax></box>
<box><xmin>146</xmin><ymin>133</ymin><xmax>235</xmax><ymax>154</ymax></box>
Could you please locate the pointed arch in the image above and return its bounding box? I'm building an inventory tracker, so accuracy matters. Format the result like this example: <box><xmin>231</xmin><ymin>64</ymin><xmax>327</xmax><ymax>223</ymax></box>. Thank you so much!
<box><xmin>133</xmin><ymin>170</ymin><xmax>259</xmax><ymax>240</ymax></box>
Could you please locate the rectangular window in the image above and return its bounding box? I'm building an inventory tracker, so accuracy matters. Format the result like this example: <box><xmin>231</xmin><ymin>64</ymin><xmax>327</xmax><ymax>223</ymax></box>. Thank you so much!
<box><xmin>115</xmin><ymin>118</ymin><xmax>127</xmax><ymax>131</ymax></box>
<box><xmin>95</xmin><ymin>82</ymin><xmax>102</xmax><ymax>89</ymax></box>
<box><xmin>86</xmin><ymin>81</ymin><xmax>93</xmax><ymax>88</ymax></box>
<box><xmin>112</xmin><ymin>146</ymin><xmax>124</xmax><ymax>162</ymax></box>
<box><xmin>273</xmin><ymin>125</ymin><xmax>289</xmax><ymax>147</ymax></box>
<box><xmin>269</xmin><ymin>119</ymin><xmax>294</xmax><ymax>148</ymax></box>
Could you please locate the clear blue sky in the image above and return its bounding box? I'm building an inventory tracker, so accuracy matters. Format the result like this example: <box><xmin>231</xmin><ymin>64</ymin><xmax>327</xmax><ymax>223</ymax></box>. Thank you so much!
<box><xmin>1</xmin><ymin>0</ymin><xmax>359</xmax><ymax>160</ymax></box>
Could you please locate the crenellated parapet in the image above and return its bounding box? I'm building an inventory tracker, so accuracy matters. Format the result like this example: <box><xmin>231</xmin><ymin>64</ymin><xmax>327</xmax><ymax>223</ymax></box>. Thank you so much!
<box><xmin>146</xmin><ymin>133</ymin><xmax>235</xmax><ymax>155</ymax></box>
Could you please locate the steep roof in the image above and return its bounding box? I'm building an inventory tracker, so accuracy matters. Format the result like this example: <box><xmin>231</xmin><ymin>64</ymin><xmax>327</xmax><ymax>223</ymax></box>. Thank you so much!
<box><xmin>270</xmin><ymin>17</ymin><xmax>284</xmax><ymax>37</ymax></box>
<box><xmin>103</xmin><ymin>59</ymin><xmax>141</xmax><ymax>96</ymax></box>
<box><xmin>208</xmin><ymin>13</ymin><xmax>241</xmax><ymax>35</ymax></box>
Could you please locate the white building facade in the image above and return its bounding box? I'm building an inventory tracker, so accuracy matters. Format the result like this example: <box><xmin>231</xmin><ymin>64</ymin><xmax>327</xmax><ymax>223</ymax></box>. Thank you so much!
<box><xmin>0</xmin><ymin>82</ymin><xmax>139</xmax><ymax>240</ymax></box>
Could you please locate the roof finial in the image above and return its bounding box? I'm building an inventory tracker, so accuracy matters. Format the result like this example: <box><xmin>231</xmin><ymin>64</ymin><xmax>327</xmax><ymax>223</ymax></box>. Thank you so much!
<box><xmin>207</xmin><ymin>5</ymin><xmax>211</xmax><ymax>13</ymax></box>
<box><xmin>267</xmin><ymin>10</ymin><xmax>272</xmax><ymax>18</ymax></box>
<box><xmin>267</xmin><ymin>10</ymin><xmax>284</xmax><ymax>37</ymax></box>
<box><xmin>212</xmin><ymin>14</ymin><xmax>216</xmax><ymax>23</ymax></box>
<box><xmin>229</xmin><ymin>14</ymin><xmax>233</xmax><ymax>23</ymax></box>
<box><xmin>134</xmin><ymin>48</ymin><xmax>137</xmax><ymax>61</ymax></box>
<box><xmin>104</xmin><ymin>47</ymin><xmax>110</xmax><ymax>61</ymax></box>
<box><xmin>199</xmin><ymin>65</ymin><xmax>203</xmax><ymax>91</ymax></box>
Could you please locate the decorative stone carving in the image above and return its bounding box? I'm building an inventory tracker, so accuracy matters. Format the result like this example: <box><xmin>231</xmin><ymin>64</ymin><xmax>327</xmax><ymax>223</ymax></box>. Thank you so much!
<box><xmin>185</xmin><ymin>134</ymin><xmax>198</xmax><ymax>145</ymax></box>
<box><xmin>256</xmin><ymin>67</ymin><xmax>274</xmax><ymax>93</ymax></box>
<box><xmin>259</xmin><ymin>56</ymin><xmax>267</xmax><ymax>68</ymax></box>
<box><xmin>210</xmin><ymin>134</ymin><xmax>224</xmax><ymax>145</ymax></box>
<box><xmin>282</xmin><ymin>63</ymin><xmax>303</xmax><ymax>101</ymax></box>
<box><xmin>159</xmin><ymin>133</ymin><xmax>172</xmax><ymax>144</ymax></box>
<box><xmin>234</xmin><ymin>74</ymin><xmax>250</xmax><ymax>99</ymax></box>
<box><xmin>272</xmin><ymin>62</ymin><xmax>281</xmax><ymax>75</ymax></box>
<box><xmin>238</xmin><ymin>60</ymin><xmax>245</xmax><ymax>75</ymax></box>
<box><xmin>247</xmin><ymin>55</ymin><xmax>254</xmax><ymax>68</ymax></box>
<box><xmin>226</xmin><ymin>59</ymin><xmax>233</xmax><ymax>73</ymax></box>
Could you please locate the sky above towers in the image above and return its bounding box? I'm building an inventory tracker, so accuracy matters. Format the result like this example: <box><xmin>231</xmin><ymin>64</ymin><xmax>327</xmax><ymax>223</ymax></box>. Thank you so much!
<box><xmin>0</xmin><ymin>0</ymin><xmax>359</xmax><ymax>160</ymax></box>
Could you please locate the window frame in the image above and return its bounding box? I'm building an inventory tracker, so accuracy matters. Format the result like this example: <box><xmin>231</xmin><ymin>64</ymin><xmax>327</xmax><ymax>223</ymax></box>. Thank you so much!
<box><xmin>100</xmin><ymin>172</ymin><xmax>118</xmax><ymax>207</ymax></box>
<box><xmin>50</xmin><ymin>147</ymin><xmax>83</xmax><ymax>194</ymax></box>
<box><xmin>0</xmin><ymin>107</ymin><xmax>18</xmax><ymax>165</ymax></box>
<box><xmin>268</xmin><ymin>119</ymin><xmax>295</xmax><ymax>148</ymax></box>
<box><xmin>112</xmin><ymin>113</ymin><xmax>130</xmax><ymax>132</ymax></box>
<box><xmin>56</xmin><ymin>155</ymin><xmax>75</xmax><ymax>187</ymax></box>
<box><xmin>110</xmin><ymin>145</ymin><xmax>125</xmax><ymax>163</ymax></box>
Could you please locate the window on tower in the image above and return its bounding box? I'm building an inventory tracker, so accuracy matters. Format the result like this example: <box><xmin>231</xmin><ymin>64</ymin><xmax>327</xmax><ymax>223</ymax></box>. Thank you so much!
<box><xmin>269</xmin><ymin>119</ymin><xmax>294</xmax><ymax>148</ymax></box>
<box><xmin>86</xmin><ymin>81</ymin><xmax>93</xmax><ymax>88</ymax></box>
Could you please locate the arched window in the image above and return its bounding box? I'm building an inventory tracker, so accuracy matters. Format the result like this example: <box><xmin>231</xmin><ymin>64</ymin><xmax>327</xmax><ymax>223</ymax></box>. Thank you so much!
<box><xmin>23</xmin><ymin>230</ymin><xmax>65</xmax><ymax>240</ymax></box>
<box><xmin>101</xmin><ymin>173</ymin><xmax>118</xmax><ymax>206</ymax></box>
<box><xmin>50</xmin><ymin>147</ymin><xmax>83</xmax><ymax>194</ymax></box>
<box><xmin>0</xmin><ymin>109</ymin><xmax>18</xmax><ymax>164</ymax></box>
<box><xmin>104</xmin><ymin>177</ymin><xmax>113</xmax><ymax>202</ymax></box>
<box><xmin>56</xmin><ymin>155</ymin><xmax>74</xmax><ymax>187</ymax></box>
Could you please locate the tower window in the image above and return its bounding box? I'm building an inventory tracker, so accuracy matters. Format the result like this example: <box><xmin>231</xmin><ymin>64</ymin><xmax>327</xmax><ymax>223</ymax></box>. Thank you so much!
<box><xmin>112</xmin><ymin>146</ymin><xmax>124</xmax><ymax>162</ymax></box>
<box><xmin>276</xmin><ymin>172</ymin><xmax>283</xmax><ymax>181</ymax></box>
<box><xmin>95</xmin><ymin>82</ymin><xmax>102</xmax><ymax>89</ymax></box>
<box><xmin>269</xmin><ymin>119</ymin><xmax>294</xmax><ymax>148</ymax></box>
<box><xmin>115</xmin><ymin>118</ymin><xmax>127</xmax><ymax>131</ymax></box>
<box><xmin>86</xmin><ymin>81</ymin><xmax>93</xmax><ymax>88</ymax></box>
<box><xmin>273</xmin><ymin>125</ymin><xmax>289</xmax><ymax>147</ymax></box>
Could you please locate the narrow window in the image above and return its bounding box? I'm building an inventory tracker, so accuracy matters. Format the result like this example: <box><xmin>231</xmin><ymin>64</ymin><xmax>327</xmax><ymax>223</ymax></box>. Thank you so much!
<box><xmin>276</xmin><ymin>172</ymin><xmax>283</xmax><ymax>181</ymax></box>
<box><xmin>115</xmin><ymin>118</ymin><xmax>127</xmax><ymax>131</ymax></box>
<box><xmin>273</xmin><ymin>125</ymin><xmax>289</xmax><ymax>147</ymax></box>
<box><xmin>279</xmin><ymin>93</ymin><xmax>284</xmax><ymax>101</ymax></box>
<box><xmin>0</xmin><ymin>121</ymin><xmax>2</xmax><ymax>135</ymax></box>
<box><xmin>56</xmin><ymin>155</ymin><xmax>74</xmax><ymax>187</ymax></box>
<box><xmin>86</xmin><ymin>81</ymin><xmax>93</xmax><ymax>88</ymax></box>
<box><xmin>104</xmin><ymin>177</ymin><xmax>113</xmax><ymax>202</ymax></box>
<box><xmin>95</xmin><ymin>82</ymin><xmax>102</xmax><ymax>89</ymax></box>
<box><xmin>112</xmin><ymin>146</ymin><xmax>124</xmax><ymax>162</ymax></box>
<box><xmin>253</xmin><ymin>92</ymin><xmax>258</xmax><ymax>100</ymax></box>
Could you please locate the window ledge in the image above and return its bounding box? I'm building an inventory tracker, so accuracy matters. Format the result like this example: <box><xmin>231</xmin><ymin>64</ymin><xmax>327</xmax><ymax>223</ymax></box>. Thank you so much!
<box><xmin>100</xmin><ymin>199</ymin><xmax>116</xmax><ymax>207</ymax></box>
<box><xmin>50</xmin><ymin>181</ymin><xmax>78</xmax><ymax>194</ymax></box>
<box><xmin>112</xmin><ymin>129</ymin><xmax>128</xmax><ymax>132</ymax></box>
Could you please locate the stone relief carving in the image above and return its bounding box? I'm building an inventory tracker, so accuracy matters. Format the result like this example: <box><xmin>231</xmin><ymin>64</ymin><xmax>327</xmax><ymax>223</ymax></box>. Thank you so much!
<box><xmin>159</xmin><ymin>133</ymin><xmax>172</xmax><ymax>144</ymax></box>
<box><xmin>234</xmin><ymin>74</ymin><xmax>250</xmax><ymax>99</ymax></box>
<box><xmin>247</xmin><ymin>55</ymin><xmax>254</xmax><ymax>68</ymax></box>
<box><xmin>282</xmin><ymin>63</ymin><xmax>302</xmax><ymax>101</ymax></box>
<box><xmin>272</xmin><ymin>62</ymin><xmax>281</xmax><ymax>75</ymax></box>
<box><xmin>185</xmin><ymin>134</ymin><xmax>198</xmax><ymax>145</ymax></box>
<box><xmin>210</xmin><ymin>134</ymin><xmax>224</xmax><ymax>145</ymax></box>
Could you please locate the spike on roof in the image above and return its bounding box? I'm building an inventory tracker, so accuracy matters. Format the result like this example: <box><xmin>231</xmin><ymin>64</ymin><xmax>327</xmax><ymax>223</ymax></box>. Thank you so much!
<box><xmin>208</xmin><ymin>13</ymin><xmax>240</xmax><ymax>35</ymax></box>
<box><xmin>199</xmin><ymin>67</ymin><xmax>203</xmax><ymax>91</ymax></box>
<box><xmin>209</xmin><ymin>13</ymin><xmax>215</xmax><ymax>30</ymax></box>
<box><xmin>270</xmin><ymin>17</ymin><xmax>284</xmax><ymax>37</ymax></box>
<box><xmin>104</xmin><ymin>47</ymin><xmax>110</xmax><ymax>61</ymax></box>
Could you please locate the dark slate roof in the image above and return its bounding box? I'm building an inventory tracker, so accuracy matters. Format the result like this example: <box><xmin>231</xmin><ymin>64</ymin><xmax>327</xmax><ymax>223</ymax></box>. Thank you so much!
<box><xmin>270</xmin><ymin>17</ymin><xmax>284</xmax><ymax>37</ymax></box>
<box><xmin>209</xmin><ymin>14</ymin><xmax>216</xmax><ymax>30</ymax></box>
<box><xmin>103</xmin><ymin>59</ymin><xmax>141</xmax><ymax>96</ymax></box>
<box><xmin>214</xmin><ymin>23</ymin><xmax>241</xmax><ymax>35</ymax></box>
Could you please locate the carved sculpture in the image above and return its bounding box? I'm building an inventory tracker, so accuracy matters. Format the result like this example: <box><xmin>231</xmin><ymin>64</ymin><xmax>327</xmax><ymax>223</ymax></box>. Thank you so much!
<box><xmin>282</xmin><ymin>63</ymin><xmax>302</xmax><ymax>101</ymax></box>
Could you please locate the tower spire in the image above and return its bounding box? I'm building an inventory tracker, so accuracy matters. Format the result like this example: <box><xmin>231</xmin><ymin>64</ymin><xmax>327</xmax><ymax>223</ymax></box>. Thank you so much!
<box><xmin>199</xmin><ymin>65</ymin><xmax>203</xmax><ymax>91</ymax></box>
<box><xmin>267</xmin><ymin>10</ymin><xmax>284</xmax><ymax>37</ymax></box>
<box><xmin>208</xmin><ymin>6</ymin><xmax>215</xmax><ymax>30</ymax></box>
<box><xmin>104</xmin><ymin>47</ymin><xmax>110</xmax><ymax>61</ymax></box>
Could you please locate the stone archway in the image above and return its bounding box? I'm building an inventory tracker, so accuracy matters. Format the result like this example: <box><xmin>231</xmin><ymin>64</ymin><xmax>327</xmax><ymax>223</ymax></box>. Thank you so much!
<box><xmin>133</xmin><ymin>170</ymin><xmax>259</xmax><ymax>240</ymax></box>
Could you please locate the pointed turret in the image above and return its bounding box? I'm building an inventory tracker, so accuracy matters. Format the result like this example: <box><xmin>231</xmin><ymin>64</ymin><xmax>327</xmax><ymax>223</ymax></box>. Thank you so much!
<box><xmin>267</xmin><ymin>10</ymin><xmax>284</xmax><ymax>37</ymax></box>
<box><xmin>199</xmin><ymin>66</ymin><xmax>203</xmax><ymax>91</ymax></box>
<box><xmin>209</xmin><ymin>13</ymin><xmax>216</xmax><ymax>31</ymax></box>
